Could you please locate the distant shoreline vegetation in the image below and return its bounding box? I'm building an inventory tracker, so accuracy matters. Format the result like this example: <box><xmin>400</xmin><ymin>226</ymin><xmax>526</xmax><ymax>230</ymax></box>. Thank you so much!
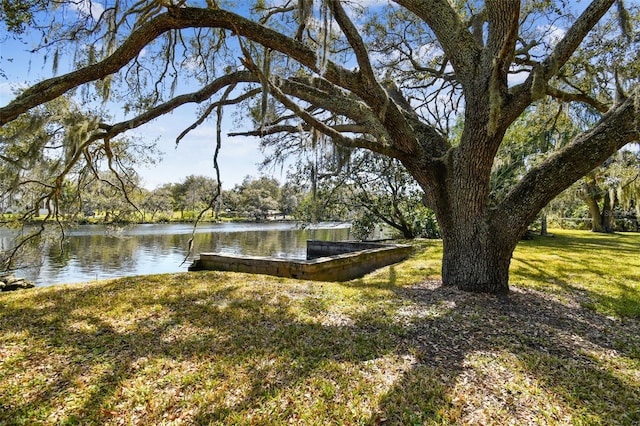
<box><xmin>0</xmin><ymin>211</ymin><xmax>295</xmax><ymax>226</ymax></box>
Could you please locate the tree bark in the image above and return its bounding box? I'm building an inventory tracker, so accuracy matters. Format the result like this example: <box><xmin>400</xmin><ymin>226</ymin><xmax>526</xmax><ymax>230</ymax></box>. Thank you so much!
<box><xmin>540</xmin><ymin>214</ymin><xmax>548</xmax><ymax>236</ymax></box>
<box><xmin>439</xmin><ymin>220</ymin><xmax>513</xmax><ymax>294</ymax></box>
<box><xmin>601</xmin><ymin>191</ymin><xmax>614</xmax><ymax>233</ymax></box>
<box><xmin>585</xmin><ymin>193</ymin><xmax>604</xmax><ymax>232</ymax></box>
<box><xmin>582</xmin><ymin>175</ymin><xmax>618</xmax><ymax>233</ymax></box>
<box><xmin>413</xmin><ymin>122</ymin><xmax>517</xmax><ymax>294</ymax></box>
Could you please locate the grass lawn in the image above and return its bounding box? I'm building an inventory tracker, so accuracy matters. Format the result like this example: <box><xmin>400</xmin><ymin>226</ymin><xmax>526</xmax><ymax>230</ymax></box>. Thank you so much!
<box><xmin>1</xmin><ymin>229</ymin><xmax>638</xmax><ymax>425</ymax></box>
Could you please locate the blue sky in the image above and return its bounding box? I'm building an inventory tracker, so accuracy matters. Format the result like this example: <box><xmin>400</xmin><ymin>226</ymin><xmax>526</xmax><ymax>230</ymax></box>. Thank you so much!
<box><xmin>0</xmin><ymin>18</ymin><xmax>274</xmax><ymax>190</ymax></box>
<box><xmin>1</xmin><ymin>0</ymin><xmax>388</xmax><ymax>190</ymax></box>
<box><xmin>0</xmin><ymin>52</ymin><xmax>270</xmax><ymax>191</ymax></box>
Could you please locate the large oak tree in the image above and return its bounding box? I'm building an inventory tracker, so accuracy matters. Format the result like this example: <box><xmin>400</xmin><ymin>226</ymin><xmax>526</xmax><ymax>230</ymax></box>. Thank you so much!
<box><xmin>1</xmin><ymin>0</ymin><xmax>638</xmax><ymax>293</ymax></box>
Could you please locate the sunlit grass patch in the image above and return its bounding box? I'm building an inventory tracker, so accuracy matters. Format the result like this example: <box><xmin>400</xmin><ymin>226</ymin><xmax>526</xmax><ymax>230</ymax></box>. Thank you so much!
<box><xmin>511</xmin><ymin>229</ymin><xmax>640</xmax><ymax>318</ymax></box>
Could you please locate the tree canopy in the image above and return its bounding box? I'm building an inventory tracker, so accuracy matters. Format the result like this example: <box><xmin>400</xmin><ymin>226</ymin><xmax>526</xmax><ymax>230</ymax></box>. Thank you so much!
<box><xmin>1</xmin><ymin>0</ymin><xmax>639</xmax><ymax>293</ymax></box>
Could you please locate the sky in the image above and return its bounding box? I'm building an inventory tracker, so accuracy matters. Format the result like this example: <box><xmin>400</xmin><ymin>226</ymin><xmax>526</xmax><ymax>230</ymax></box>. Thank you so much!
<box><xmin>0</xmin><ymin>0</ymin><xmax>389</xmax><ymax>191</ymax></box>
<box><xmin>0</xmin><ymin>51</ymin><xmax>272</xmax><ymax>191</ymax></box>
<box><xmin>0</xmin><ymin>5</ymin><xmax>285</xmax><ymax>191</ymax></box>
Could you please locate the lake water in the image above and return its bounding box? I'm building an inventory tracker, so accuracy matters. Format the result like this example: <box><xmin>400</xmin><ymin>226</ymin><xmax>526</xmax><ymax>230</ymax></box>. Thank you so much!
<box><xmin>1</xmin><ymin>222</ymin><xmax>352</xmax><ymax>287</ymax></box>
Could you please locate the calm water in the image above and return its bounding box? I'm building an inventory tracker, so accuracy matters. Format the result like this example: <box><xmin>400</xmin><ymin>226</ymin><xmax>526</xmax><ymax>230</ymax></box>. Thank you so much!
<box><xmin>1</xmin><ymin>222</ymin><xmax>351</xmax><ymax>287</ymax></box>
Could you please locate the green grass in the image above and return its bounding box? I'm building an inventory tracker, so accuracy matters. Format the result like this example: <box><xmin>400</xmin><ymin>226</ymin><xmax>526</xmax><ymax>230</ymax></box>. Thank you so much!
<box><xmin>511</xmin><ymin>229</ymin><xmax>640</xmax><ymax>318</ymax></box>
<box><xmin>0</xmin><ymin>230</ymin><xmax>638</xmax><ymax>425</ymax></box>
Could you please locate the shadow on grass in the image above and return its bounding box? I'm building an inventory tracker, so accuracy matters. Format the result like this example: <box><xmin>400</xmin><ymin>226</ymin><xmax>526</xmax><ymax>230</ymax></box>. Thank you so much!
<box><xmin>357</xmin><ymin>270</ymin><xmax>640</xmax><ymax>424</ymax></box>
<box><xmin>1</xmin><ymin>267</ymin><xmax>639</xmax><ymax>424</ymax></box>
<box><xmin>1</xmin><ymin>276</ymin><xmax>400</xmax><ymax>423</ymax></box>
<box><xmin>511</xmin><ymin>232</ymin><xmax>640</xmax><ymax>318</ymax></box>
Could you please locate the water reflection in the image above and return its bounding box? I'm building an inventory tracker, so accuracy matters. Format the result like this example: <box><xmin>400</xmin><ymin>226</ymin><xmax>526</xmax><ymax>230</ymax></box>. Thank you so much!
<box><xmin>1</xmin><ymin>222</ymin><xmax>351</xmax><ymax>287</ymax></box>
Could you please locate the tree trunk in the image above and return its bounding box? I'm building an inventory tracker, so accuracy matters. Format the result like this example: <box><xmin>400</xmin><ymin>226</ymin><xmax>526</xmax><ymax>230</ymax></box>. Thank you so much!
<box><xmin>414</xmin><ymin>112</ymin><xmax>517</xmax><ymax>294</ymax></box>
<box><xmin>583</xmin><ymin>176</ymin><xmax>605</xmax><ymax>232</ymax></box>
<box><xmin>401</xmin><ymin>228</ymin><xmax>415</xmax><ymax>239</ymax></box>
<box><xmin>439</xmin><ymin>220</ymin><xmax>513</xmax><ymax>294</ymax></box>
<box><xmin>540</xmin><ymin>213</ymin><xmax>548</xmax><ymax>236</ymax></box>
<box><xmin>601</xmin><ymin>191</ymin><xmax>614</xmax><ymax>233</ymax></box>
<box><xmin>585</xmin><ymin>194</ymin><xmax>604</xmax><ymax>232</ymax></box>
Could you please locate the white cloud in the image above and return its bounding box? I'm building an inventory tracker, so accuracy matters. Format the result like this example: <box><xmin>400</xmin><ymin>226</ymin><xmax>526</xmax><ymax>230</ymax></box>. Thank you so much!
<box><xmin>69</xmin><ymin>0</ymin><xmax>105</xmax><ymax>21</ymax></box>
<box><xmin>508</xmin><ymin>64</ymin><xmax>529</xmax><ymax>88</ymax></box>
<box><xmin>538</xmin><ymin>24</ymin><xmax>566</xmax><ymax>48</ymax></box>
<box><xmin>190</xmin><ymin>126</ymin><xmax>216</xmax><ymax>138</ymax></box>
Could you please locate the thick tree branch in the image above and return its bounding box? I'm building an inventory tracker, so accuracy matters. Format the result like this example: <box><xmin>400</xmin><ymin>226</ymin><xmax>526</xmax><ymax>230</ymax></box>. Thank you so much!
<box><xmin>277</xmin><ymin>76</ymin><xmax>390</xmax><ymax>141</ymax></box>
<box><xmin>329</xmin><ymin>0</ymin><xmax>377</xmax><ymax>87</ymax></box>
<box><xmin>541</xmin><ymin>0</ymin><xmax>616</xmax><ymax>78</ymax></box>
<box><xmin>228</xmin><ymin>123</ymin><xmax>370</xmax><ymax>138</ymax></box>
<box><xmin>485</xmin><ymin>0</ymin><xmax>519</xmax><ymax>76</ymax></box>
<box><xmin>0</xmin><ymin>7</ymin><xmax>361</xmax><ymax>125</ymax></box>
<box><xmin>392</xmin><ymin>0</ymin><xmax>479</xmax><ymax>81</ymax></box>
<box><xmin>505</xmin><ymin>0</ymin><xmax>616</xmax><ymax>123</ymax></box>
<box><xmin>1</xmin><ymin>5</ymin><xmax>448</xmax><ymax>163</ymax></box>
<box><xmin>495</xmin><ymin>93</ymin><xmax>639</xmax><ymax>236</ymax></box>
<box><xmin>242</xmin><ymin>56</ymin><xmax>403</xmax><ymax>158</ymax></box>
<box><xmin>484</xmin><ymin>0</ymin><xmax>520</xmax><ymax>135</ymax></box>
<box><xmin>1</xmin><ymin>12</ymin><xmax>177</xmax><ymax>125</ymax></box>
<box><xmin>328</xmin><ymin>0</ymin><xmax>445</xmax><ymax>158</ymax></box>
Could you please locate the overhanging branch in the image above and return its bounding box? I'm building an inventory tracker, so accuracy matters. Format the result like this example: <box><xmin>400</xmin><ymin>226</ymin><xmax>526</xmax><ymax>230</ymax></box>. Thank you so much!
<box><xmin>392</xmin><ymin>0</ymin><xmax>479</xmax><ymax>80</ymax></box>
<box><xmin>175</xmin><ymin>87</ymin><xmax>261</xmax><ymax>146</ymax></box>
<box><xmin>228</xmin><ymin>123</ymin><xmax>370</xmax><ymax>138</ymax></box>
<box><xmin>545</xmin><ymin>86</ymin><xmax>609</xmax><ymax>113</ymax></box>
<box><xmin>98</xmin><ymin>71</ymin><xmax>257</xmax><ymax>141</ymax></box>
<box><xmin>242</xmin><ymin>53</ymin><xmax>403</xmax><ymax>158</ymax></box>
<box><xmin>495</xmin><ymin>93</ymin><xmax>639</xmax><ymax>234</ymax></box>
<box><xmin>0</xmin><ymin>7</ymin><xmax>362</xmax><ymax>126</ymax></box>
